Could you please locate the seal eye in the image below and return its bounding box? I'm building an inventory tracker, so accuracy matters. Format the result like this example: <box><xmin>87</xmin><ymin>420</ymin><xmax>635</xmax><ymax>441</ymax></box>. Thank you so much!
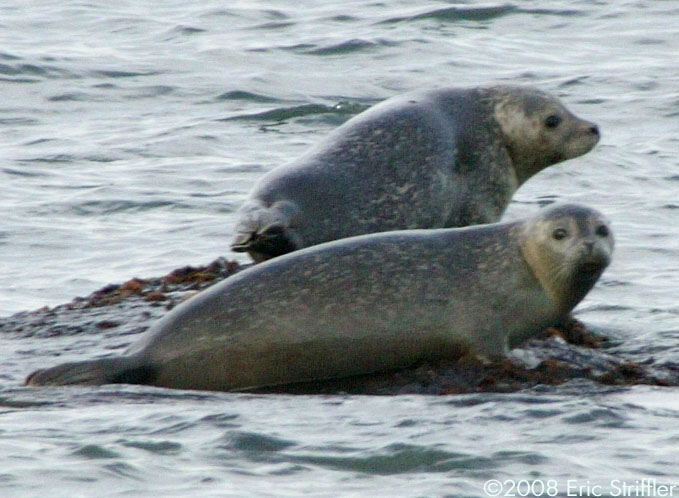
<box><xmin>544</xmin><ymin>115</ymin><xmax>562</xmax><ymax>128</ymax></box>
<box><xmin>596</xmin><ymin>224</ymin><xmax>609</xmax><ymax>237</ymax></box>
<box><xmin>552</xmin><ymin>228</ymin><xmax>568</xmax><ymax>240</ymax></box>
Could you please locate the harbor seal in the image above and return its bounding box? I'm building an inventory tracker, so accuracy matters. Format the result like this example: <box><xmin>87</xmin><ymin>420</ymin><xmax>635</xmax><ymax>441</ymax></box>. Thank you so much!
<box><xmin>231</xmin><ymin>85</ymin><xmax>600</xmax><ymax>261</ymax></box>
<box><xmin>26</xmin><ymin>203</ymin><xmax>613</xmax><ymax>392</ymax></box>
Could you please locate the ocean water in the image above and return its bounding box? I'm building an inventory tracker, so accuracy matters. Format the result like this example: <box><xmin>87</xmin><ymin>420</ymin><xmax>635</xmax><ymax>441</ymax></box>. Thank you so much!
<box><xmin>1</xmin><ymin>1</ymin><xmax>678</xmax><ymax>497</ymax></box>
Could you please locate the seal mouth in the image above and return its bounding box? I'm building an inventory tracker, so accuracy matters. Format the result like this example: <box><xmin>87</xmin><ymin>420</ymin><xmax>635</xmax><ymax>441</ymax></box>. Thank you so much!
<box><xmin>573</xmin><ymin>260</ymin><xmax>607</xmax><ymax>288</ymax></box>
<box><xmin>579</xmin><ymin>261</ymin><xmax>604</xmax><ymax>275</ymax></box>
<box><xmin>557</xmin><ymin>259</ymin><xmax>608</xmax><ymax>312</ymax></box>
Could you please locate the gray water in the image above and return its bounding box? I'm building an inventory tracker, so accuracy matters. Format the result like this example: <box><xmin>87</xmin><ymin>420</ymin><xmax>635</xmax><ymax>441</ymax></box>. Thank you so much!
<box><xmin>1</xmin><ymin>1</ymin><xmax>678</xmax><ymax>496</ymax></box>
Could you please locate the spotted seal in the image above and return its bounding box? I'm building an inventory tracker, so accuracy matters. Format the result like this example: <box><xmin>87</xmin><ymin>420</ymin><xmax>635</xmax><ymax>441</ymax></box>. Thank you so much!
<box><xmin>26</xmin><ymin>203</ymin><xmax>613</xmax><ymax>392</ymax></box>
<box><xmin>231</xmin><ymin>85</ymin><xmax>600</xmax><ymax>261</ymax></box>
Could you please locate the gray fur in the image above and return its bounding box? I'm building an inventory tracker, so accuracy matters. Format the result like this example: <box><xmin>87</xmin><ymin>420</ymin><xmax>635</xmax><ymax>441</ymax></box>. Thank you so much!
<box><xmin>26</xmin><ymin>204</ymin><xmax>612</xmax><ymax>392</ymax></box>
<box><xmin>232</xmin><ymin>85</ymin><xmax>600</xmax><ymax>260</ymax></box>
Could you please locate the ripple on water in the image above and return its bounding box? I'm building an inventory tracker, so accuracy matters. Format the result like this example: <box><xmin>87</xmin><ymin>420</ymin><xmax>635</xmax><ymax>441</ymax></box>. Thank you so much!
<box><xmin>304</xmin><ymin>38</ymin><xmax>396</xmax><ymax>56</ymax></box>
<box><xmin>198</xmin><ymin>413</ymin><xmax>241</xmax><ymax>428</ymax></box>
<box><xmin>288</xmin><ymin>443</ymin><xmax>495</xmax><ymax>475</ymax></box>
<box><xmin>381</xmin><ymin>4</ymin><xmax>519</xmax><ymax>24</ymax></box>
<box><xmin>72</xmin><ymin>444</ymin><xmax>121</xmax><ymax>460</ymax></box>
<box><xmin>120</xmin><ymin>439</ymin><xmax>182</xmax><ymax>455</ymax></box>
<box><xmin>0</xmin><ymin>61</ymin><xmax>76</xmax><ymax>82</ymax></box>
<box><xmin>491</xmin><ymin>450</ymin><xmax>549</xmax><ymax>466</ymax></box>
<box><xmin>218</xmin><ymin>430</ymin><xmax>297</xmax><ymax>454</ymax></box>
<box><xmin>562</xmin><ymin>407</ymin><xmax>629</xmax><ymax>428</ymax></box>
<box><xmin>220</xmin><ymin>102</ymin><xmax>365</xmax><ymax>123</ymax></box>
<box><xmin>161</xmin><ymin>25</ymin><xmax>207</xmax><ymax>40</ymax></box>
<box><xmin>214</xmin><ymin>90</ymin><xmax>281</xmax><ymax>103</ymax></box>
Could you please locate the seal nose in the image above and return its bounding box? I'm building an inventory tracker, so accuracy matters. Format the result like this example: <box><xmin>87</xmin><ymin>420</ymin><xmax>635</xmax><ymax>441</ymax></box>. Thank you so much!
<box><xmin>589</xmin><ymin>124</ymin><xmax>599</xmax><ymax>136</ymax></box>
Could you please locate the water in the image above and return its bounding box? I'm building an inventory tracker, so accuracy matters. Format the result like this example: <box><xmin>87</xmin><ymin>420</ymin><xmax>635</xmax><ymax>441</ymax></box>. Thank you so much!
<box><xmin>1</xmin><ymin>1</ymin><xmax>678</xmax><ymax>496</ymax></box>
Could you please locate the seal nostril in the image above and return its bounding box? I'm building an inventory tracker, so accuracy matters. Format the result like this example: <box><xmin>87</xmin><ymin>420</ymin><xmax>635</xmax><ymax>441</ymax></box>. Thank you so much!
<box><xmin>589</xmin><ymin>125</ymin><xmax>599</xmax><ymax>136</ymax></box>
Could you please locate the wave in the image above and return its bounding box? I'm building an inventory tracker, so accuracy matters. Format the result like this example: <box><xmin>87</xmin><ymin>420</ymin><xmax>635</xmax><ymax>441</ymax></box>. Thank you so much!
<box><xmin>381</xmin><ymin>4</ymin><xmax>582</xmax><ymax>24</ymax></box>
<box><xmin>220</xmin><ymin>101</ymin><xmax>370</xmax><ymax>123</ymax></box>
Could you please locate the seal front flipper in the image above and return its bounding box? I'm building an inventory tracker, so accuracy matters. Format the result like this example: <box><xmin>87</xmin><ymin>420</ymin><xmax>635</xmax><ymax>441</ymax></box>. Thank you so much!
<box><xmin>230</xmin><ymin>199</ymin><xmax>302</xmax><ymax>262</ymax></box>
<box><xmin>25</xmin><ymin>355</ymin><xmax>155</xmax><ymax>387</ymax></box>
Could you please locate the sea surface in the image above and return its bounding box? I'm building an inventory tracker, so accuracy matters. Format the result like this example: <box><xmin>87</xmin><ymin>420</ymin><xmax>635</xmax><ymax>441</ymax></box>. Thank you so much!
<box><xmin>1</xmin><ymin>1</ymin><xmax>678</xmax><ymax>497</ymax></box>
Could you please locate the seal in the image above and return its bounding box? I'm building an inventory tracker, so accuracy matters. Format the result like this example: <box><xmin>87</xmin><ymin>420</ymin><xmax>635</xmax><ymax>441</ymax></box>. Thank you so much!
<box><xmin>26</xmin><ymin>203</ymin><xmax>613</xmax><ymax>392</ymax></box>
<box><xmin>231</xmin><ymin>85</ymin><xmax>600</xmax><ymax>261</ymax></box>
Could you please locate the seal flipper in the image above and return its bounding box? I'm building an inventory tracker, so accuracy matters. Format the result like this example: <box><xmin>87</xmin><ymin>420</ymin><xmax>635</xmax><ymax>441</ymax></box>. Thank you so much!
<box><xmin>230</xmin><ymin>200</ymin><xmax>302</xmax><ymax>261</ymax></box>
<box><xmin>25</xmin><ymin>355</ymin><xmax>156</xmax><ymax>387</ymax></box>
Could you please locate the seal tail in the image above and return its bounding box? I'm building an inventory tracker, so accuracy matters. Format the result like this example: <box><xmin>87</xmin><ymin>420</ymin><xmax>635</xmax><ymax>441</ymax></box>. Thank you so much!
<box><xmin>230</xmin><ymin>200</ymin><xmax>301</xmax><ymax>261</ymax></box>
<box><xmin>25</xmin><ymin>355</ymin><xmax>156</xmax><ymax>387</ymax></box>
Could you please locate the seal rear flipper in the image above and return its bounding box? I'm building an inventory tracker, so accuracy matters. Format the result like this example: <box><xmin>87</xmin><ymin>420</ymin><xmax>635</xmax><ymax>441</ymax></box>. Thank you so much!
<box><xmin>25</xmin><ymin>355</ymin><xmax>156</xmax><ymax>387</ymax></box>
<box><xmin>230</xmin><ymin>200</ymin><xmax>302</xmax><ymax>261</ymax></box>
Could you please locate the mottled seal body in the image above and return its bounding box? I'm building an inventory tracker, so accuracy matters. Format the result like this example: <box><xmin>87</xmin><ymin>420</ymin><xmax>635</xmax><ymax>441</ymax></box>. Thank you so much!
<box><xmin>232</xmin><ymin>85</ymin><xmax>600</xmax><ymax>261</ymax></box>
<box><xmin>27</xmin><ymin>204</ymin><xmax>613</xmax><ymax>392</ymax></box>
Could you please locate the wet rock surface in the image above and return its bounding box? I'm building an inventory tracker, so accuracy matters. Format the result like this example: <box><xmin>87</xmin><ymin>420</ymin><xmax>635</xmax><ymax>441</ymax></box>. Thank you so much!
<box><xmin>2</xmin><ymin>258</ymin><xmax>677</xmax><ymax>394</ymax></box>
<box><xmin>257</xmin><ymin>322</ymin><xmax>675</xmax><ymax>395</ymax></box>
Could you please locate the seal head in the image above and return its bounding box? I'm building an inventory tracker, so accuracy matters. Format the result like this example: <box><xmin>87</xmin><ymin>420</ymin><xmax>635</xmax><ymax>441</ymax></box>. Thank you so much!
<box><xmin>518</xmin><ymin>203</ymin><xmax>613</xmax><ymax>314</ymax></box>
<box><xmin>491</xmin><ymin>86</ymin><xmax>600</xmax><ymax>183</ymax></box>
